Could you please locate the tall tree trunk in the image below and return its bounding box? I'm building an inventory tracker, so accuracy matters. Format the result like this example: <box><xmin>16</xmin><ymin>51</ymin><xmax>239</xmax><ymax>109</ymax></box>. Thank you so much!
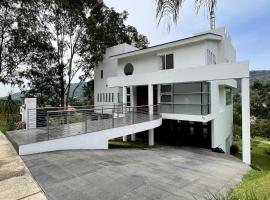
<box><xmin>59</xmin><ymin>64</ymin><xmax>65</xmax><ymax>107</ymax></box>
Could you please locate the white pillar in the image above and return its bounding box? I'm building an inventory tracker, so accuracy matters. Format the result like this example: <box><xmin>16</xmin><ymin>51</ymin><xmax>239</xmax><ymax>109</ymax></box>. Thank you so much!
<box><xmin>241</xmin><ymin>78</ymin><xmax>251</xmax><ymax>165</ymax></box>
<box><xmin>148</xmin><ymin>129</ymin><xmax>154</xmax><ymax>146</ymax></box>
<box><xmin>148</xmin><ymin>84</ymin><xmax>154</xmax><ymax>146</ymax></box>
<box><xmin>122</xmin><ymin>86</ymin><xmax>127</xmax><ymax>142</ymax></box>
<box><xmin>122</xmin><ymin>86</ymin><xmax>127</xmax><ymax>106</ymax></box>
<box><xmin>148</xmin><ymin>84</ymin><xmax>153</xmax><ymax>114</ymax></box>
<box><xmin>24</xmin><ymin>98</ymin><xmax>37</xmax><ymax>129</ymax></box>
<box><xmin>130</xmin><ymin>86</ymin><xmax>136</xmax><ymax>141</ymax></box>
<box><xmin>157</xmin><ymin>85</ymin><xmax>161</xmax><ymax>104</ymax></box>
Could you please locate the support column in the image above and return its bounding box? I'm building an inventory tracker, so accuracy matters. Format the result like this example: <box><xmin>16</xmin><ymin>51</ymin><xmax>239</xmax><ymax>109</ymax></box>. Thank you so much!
<box><xmin>241</xmin><ymin>78</ymin><xmax>251</xmax><ymax>165</ymax></box>
<box><xmin>130</xmin><ymin>86</ymin><xmax>136</xmax><ymax>141</ymax></box>
<box><xmin>148</xmin><ymin>84</ymin><xmax>153</xmax><ymax>114</ymax></box>
<box><xmin>122</xmin><ymin>86</ymin><xmax>127</xmax><ymax>142</ymax></box>
<box><xmin>157</xmin><ymin>84</ymin><xmax>161</xmax><ymax>104</ymax></box>
<box><xmin>148</xmin><ymin>84</ymin><xmax>154</xmax><ymax>146</ymax></box>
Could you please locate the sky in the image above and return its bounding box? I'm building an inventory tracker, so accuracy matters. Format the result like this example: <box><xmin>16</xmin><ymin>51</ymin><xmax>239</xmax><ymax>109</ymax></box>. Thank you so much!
<box><xmin>1</xmin><ymin>0</ymin><xmax>270</xmax><ymax>97</ymax></box>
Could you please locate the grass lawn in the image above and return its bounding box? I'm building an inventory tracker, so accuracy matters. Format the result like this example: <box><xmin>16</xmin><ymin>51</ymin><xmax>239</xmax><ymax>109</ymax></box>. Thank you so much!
<box><xmin>109</xmin><ymin>140</ymin><xmax>158</xmax><ymax>149</ymax></box>
<box><xmin>229</xmin><ymin>137</ymin><xmax>270</xmax><ymax>199</ymax></box>
<box><xmin>0</xmin><ymin>124</ymin><xmax>8</xmax><ymax>134</ymax></box>
<box><xmin>235</xmin><ymin>137</ymin><xmax>270</xmax><ymax>170</ymax></box>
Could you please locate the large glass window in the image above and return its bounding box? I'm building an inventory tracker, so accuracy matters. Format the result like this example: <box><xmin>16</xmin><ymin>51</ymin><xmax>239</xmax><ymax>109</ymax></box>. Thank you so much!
<box><xmin>160</xmin><ymin>82</ymin><xmax>210</xmax><ymax>115</ymax></box>
<box><xmin>161</xmin><ymin>54</ymin><xmax>174</xmax><ymax>70</ymax></box>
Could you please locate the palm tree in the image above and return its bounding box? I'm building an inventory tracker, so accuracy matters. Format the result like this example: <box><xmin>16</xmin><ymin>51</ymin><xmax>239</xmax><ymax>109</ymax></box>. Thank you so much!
<box><xmin>156</xmin><ymin>0</ymin><xmax>217</xmax><ymax>30</ymax></box>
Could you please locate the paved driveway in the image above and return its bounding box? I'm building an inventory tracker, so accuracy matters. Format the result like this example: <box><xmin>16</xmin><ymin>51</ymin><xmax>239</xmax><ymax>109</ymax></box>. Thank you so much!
<box><xmin>22</xmin><ymin>146</ymin><xmax>250</xmax><ymax>200</ymax></box>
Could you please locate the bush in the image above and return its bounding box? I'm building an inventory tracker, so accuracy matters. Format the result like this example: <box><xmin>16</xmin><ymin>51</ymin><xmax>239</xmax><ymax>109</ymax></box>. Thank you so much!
<box><xmin>13</xmin><ymin>121</ymin><xmax>26</xmax><ymax>130</ymax></box>
<box><xmin>251</xmin><ymin>119</ymin><xmax>270</xmax><ymax>139</ymax></box>
<box><xmin>250</xmin><ymin>164</ymin><xmax>262</xmax><ymax>171</ymax></box>
<box><xmin>264</xmin><ymin>148</ymin><xmax>270</xmax><ymax>155</ymax></box>
<box><xmin>230</xmin><ymin>144</ymin><xmax>239</xmax><ymax>155</ymax></box>
<box><xmin>200</xmin><ymin>191</ymin><xmax>268</xmax><ymax>200</ymax></box>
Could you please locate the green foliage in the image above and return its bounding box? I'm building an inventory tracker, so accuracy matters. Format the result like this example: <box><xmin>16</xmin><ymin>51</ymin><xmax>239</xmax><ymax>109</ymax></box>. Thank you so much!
<box><xmin>0</xmin><ymin>93</ymin><xmax>20</xmax><ymax>114</ymax></box>
<box><xmin>0</xmin><ymin>93</ymin><xmax>21</xmax><ymax>132</ymax></box>
<box><xmin>200</xmin><ymin>190</ymin><xmax>269</xmax><ymax>200</ymax></box>
<box><xmin>109</xmin><ymin>140</ymin><xmax>156</xmax><ymax>149</ymax></box>
<box><xmin>202</xmin><ymin>137</ymin><xmax>270</xmax><ymax>200</ymax></box>
<box><xmin>251</xmin><ymin>119</ymin><xmax>270</xmax><ymax>139</ymax></box>
<box><xmin>250</xmin><ymin>80</ymin><xmax>270</xmax><ymax>119</ymax></box>
<box><xmin>230</xmin><ymin>170</ymin><xmax>270</xmax><ymax>200</ymax></box>
<box><xmin>264</xmin><ymin>148</ymin><xmax>270</xmax><ymax>155</ymax></box>
<box><xmin>1</xmin><ymin>0</ymin><xmax>149</xmax><ymax>107</ymax></box>
<box><xmin>235</xmin><ymin>137</ymin><xmax>270</xmax><ymax>171</ymax></box>
<box><xmin>83</xmin><ymin>80</ymin><xmax>94</xmax><ymax>105</ymax></box>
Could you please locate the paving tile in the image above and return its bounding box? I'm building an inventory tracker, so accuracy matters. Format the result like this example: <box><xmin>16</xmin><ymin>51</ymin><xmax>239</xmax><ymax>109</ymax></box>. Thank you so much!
<box><xmin>22</xmin><ymin>146</ymin><xmax>250</xmax><ymax>200</ymax></box>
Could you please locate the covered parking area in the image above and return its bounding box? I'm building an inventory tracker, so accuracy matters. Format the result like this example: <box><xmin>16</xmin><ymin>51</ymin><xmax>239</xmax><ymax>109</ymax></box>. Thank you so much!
<box><xmin>108</xmin><ymin>61</ymin><xmax>251</xmax><ymax>164</ymax></box>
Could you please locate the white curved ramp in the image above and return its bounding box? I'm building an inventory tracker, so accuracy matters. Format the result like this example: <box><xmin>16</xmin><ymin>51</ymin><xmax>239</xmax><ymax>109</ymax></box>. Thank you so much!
<box><xmin>17</xmin><ymin>117</ymin><xmax>162</xmax><ymax>155</ymax></box>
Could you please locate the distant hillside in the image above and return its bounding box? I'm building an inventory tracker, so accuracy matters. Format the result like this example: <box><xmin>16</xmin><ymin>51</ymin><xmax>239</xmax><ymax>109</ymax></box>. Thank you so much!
<box><xmin>250</xmin><ymin>70</ymin><xmax>270</xmax><ymax>85</ymax></box>
<box><xmin>8</xmin><ymin>70</ymin><xmax>270</xmax><ymax>101</ymax></box>
<box><xmin>10</xmin><ymin>82</ymin><xmax>87</xmax><ymax>101</ymax></box>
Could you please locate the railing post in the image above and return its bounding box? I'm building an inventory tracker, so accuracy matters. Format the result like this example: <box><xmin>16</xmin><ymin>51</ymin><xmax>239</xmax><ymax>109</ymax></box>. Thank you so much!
<box><xmin>101</xmin><ymin>106</ymin><xmax>103</xmax><ymax>119</ymax></box>
<box><xmin>27</xmin><ymin>109</ymin><xmax>29</xmax><ymax>129</ymax></box>
<box><xmin>132</xmin><ymin>107</ymin><xmax>135</xmax><ymax>124</ymax></box>
<box><xmin>112</xmin><ymin>106</ymin><xmax>114</xmax><ymax>128</ymax></box>
<box><xmin>85</xmin><ymin>110</ymin><xmax>87</xmax><ymax>134</ymax></box>
<box><xmin>47</xmin><ymin>112</ymin><xmax>49</xmax><ymax>140</ymax></box>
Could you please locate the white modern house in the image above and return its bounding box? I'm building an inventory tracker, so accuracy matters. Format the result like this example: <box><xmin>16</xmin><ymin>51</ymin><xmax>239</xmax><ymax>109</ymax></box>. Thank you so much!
<box><xmin>94</xmin><ymin>27</ymin><xmax>251</xmax><ymax>164</ymax></box>
<box><xmin>8</xmin><ymin>27</ymin><xmax>250</xmax><ymax>165</ymax></box>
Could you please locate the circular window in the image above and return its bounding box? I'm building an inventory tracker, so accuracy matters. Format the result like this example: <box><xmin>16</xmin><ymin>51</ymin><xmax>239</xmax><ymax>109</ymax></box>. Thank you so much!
<box><xmin>124</xmin><ymin>63</ymin><xmax>134</xmax><ymax>75</ymax></box>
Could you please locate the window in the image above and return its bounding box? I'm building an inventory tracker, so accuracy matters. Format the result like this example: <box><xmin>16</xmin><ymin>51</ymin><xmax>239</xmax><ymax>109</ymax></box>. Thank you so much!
<box><xmin>101</xmin><ymin>70</ymin><xmax>103</xmax><ymax>79</ymax></box>
<box><xmin>112</xmin><ymin>93</ymin><xmax>114</xmax><ymax>102</ymax></box>
<box><xmin>124</xmin><ymin>63</ymin><xmax>134</xmax><ymax>75</ymax></box>
<box><xmin>226</xmin><ymin>88</ymin><xmax>232</xmax><ymax>105</ymax></box>
<box><xmin>161</xmin><ymin>54</ymin><xmax>174</xmax><ymax>70</ymax></box>
<box><xmin>160</xmin><ymin>84</ymin><xmax>173</xmax><ymax>103</ymax></box>
<box><xmin>207</xmin><ymin>49</ymin><xmax>216</xmax><ymax>65</ymax></box>
<box><xmin>103</xmin><ymin>93</ymin><xmax>105</xmax><ymax>102</ymax></box>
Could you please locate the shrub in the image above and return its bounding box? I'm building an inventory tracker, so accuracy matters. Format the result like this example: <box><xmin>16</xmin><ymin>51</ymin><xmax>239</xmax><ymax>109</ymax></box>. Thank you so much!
<box><xmin>199</xmin><ymin>191</ymin><xmax>268</xmax><ymax>200</ymax></box>
<box><xmin>250</xmin><ymin>164</ymin><xmax>262</xmax><ymax>171</ymax></box>
<box><xmin>13</xmin><ymin>121</ymin><xmax>26</xmax><ymax>130</ymax></box>
<box><xmin>230</xmin><ymin>144</ymin><xmax>239</xmax><ymax>155</ymax></box>
<box><xmin>264</xmin><ymin>148</ymin><xmax>270</xmax><ymax>155</ymax></box>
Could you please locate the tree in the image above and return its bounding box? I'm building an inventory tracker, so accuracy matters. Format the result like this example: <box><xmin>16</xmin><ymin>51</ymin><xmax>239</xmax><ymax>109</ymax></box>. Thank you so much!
<box><xmin>24</xmin><ymin>0</ymin><xmax>149</xmax><ymax>107</ymax></box>
<box><xmin>83</xmin><ymin>80</ymin><xmax>94</xmax><ymax>105</ymax></box>
<box><xmin>0</xmin><ymin>0</ymin><xmax>52</xmax><ymax>85</ymax></box>
<box><xmin>156</xmin><ymin>0</ymin><xmax>217</xmax><ymax>30</ymax></box>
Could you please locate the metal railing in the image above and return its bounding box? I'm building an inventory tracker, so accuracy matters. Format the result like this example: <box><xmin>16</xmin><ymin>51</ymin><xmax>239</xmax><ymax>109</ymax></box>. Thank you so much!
<box><xmin>26</xmin><ymin>105</ymin><xmax>111</xmax><ymax>129</ymax></box>
<box><xmin>27</xmin><ymin>104</ymin><xmax>160</xmax><ymax>140</ymax></box>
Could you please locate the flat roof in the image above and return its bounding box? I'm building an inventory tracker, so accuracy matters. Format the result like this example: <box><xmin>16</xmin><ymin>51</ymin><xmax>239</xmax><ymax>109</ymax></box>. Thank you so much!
<box><xmin>111</xmin><ymin>32</ymin><xmax>222</xmax><ymax>59</ymax></box>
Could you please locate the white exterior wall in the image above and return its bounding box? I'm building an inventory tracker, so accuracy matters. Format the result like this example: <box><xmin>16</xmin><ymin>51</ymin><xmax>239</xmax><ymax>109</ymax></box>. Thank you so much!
<box><xmin>117</xmin><ymin>42</ymin><xmax>206</xmax><ymax>76</ymax></box>
<box><xmin>207</xmin><ymin>28</ymin><xmax>236</xmax><ymax>64</ymax></box>
<box><xmin>93</xmin><ymin>28</ymin><xmax>249</xmax><ymax>156</ymax></box>
<box><xmin>210</xmin><ymin>80</ymin><xmax>235</xmax><ymax>152</ymax></box>
<box><xmin>94</xmin><ymin>44</ymin><xmax>138</xmax><ymax>106</ymax></box>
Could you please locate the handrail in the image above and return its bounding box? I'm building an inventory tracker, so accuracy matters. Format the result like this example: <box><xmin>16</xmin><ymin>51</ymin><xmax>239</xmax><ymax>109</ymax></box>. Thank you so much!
<box><xmin>44</xmin><ymin>104</ymin><xmax>160</xmax><ymax>140</ymax></box>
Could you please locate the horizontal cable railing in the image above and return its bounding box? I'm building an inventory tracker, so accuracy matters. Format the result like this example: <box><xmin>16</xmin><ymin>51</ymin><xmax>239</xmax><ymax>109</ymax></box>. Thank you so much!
<box><xmin>27</xmin><ymin>104</ymin><xmax>160</xmax><ymax>141</ymax></box>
